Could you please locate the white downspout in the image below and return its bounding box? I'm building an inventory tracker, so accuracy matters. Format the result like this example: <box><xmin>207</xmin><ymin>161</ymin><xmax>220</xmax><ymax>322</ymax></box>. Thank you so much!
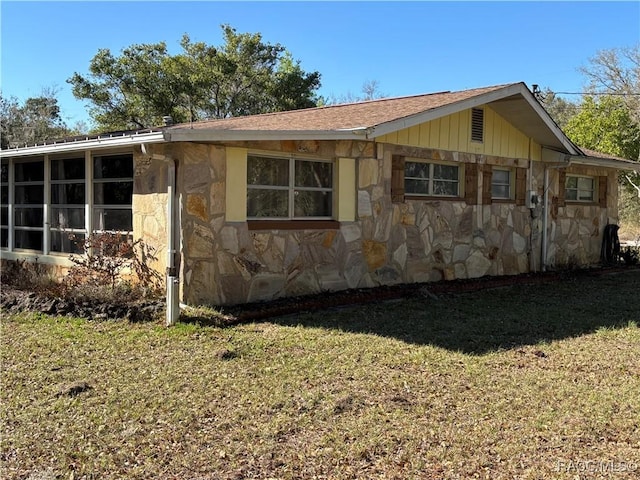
<box><xmin>541</xmin><ymin>167</ymin><xmax>550</xmax><ymax>271</ymax></box>
<box><xmin>541</xmin><ymin>161</ymin><xmax>571</xmax><ymax>271</ymax></box>
<box><xmin>140</xmin><ymin>144</ymin><xmax>180</xmax><ymax>326</ymax></box>
<box><xmin>165</xmin><ymin>158</ymin><xmax>180</xmax><ymax>326</ymax></box>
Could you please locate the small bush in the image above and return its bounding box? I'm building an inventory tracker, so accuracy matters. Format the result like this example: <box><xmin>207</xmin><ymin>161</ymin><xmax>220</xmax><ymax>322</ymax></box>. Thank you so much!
<box><xmin>64</xmin><ymin>232</ymin><xmax>163</xmax><ymax>302</ymax></box>
<box><xmin>1</xmin><ymin>258</ymin><xmax>62</xmax><ymax>295</ymax></box>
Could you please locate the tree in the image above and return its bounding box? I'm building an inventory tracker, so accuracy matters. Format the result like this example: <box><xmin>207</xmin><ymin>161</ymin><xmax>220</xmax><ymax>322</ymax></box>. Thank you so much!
<box><xmin>538</xmin><ymin>87</ymin><xmax>579</xmax><ymax>128</ymax></box>
<box><xmin>320</xmin><ymin>80</ymin><xmax>387</xmax><ymax>106</ymax></box>
<box><xmin>68</xmin><ymin>25</ymin><xmax>322</xmax><ymax>131</ymax></box>
<box><xmin>580</xmin><ymin>45</ymin><xmax>640</xmax><ymax>126</ymax></box>
<box><xmin>564</xmin><ymin>95</ymin><xmax>640</xmax><ymax>233</ymax></box>
<box><xmin>564</xmin><ymin>94</ymin><xmax>640</xmax><ymax>197</ymax></box>
<box><xmin>575</xmin><ymin>44</ymin><xmax>640</xmax><ymax>234</ymax></box>
<box><xmin>0</xmin><ymin>88</ymin><xmax>72</xmax><ymax>149</ymax></box>
<box><xmin>565</xmin><ymin>95</ymin><xmax>640</xmax><ymax>161</ymax></box>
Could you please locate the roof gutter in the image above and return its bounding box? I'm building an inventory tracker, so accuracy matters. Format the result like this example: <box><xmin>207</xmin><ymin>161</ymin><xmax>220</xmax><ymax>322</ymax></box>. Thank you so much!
<box><xmin>164</xmin><ymin>128</ymin><xmax>370</xmax><ymax>143</ymax></box>
<box><xmin>565</xmin><ymin>155</ymin><xmax>640</xmax><ymax>172</ymax></box>
<box><xmin>0</xmin><ymin>130</ymin><xmax>166</xmax><ymax>158</ymax></box>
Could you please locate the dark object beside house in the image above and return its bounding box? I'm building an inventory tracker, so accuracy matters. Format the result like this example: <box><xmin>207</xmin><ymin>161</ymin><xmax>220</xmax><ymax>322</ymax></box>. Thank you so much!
<box><xmin>600</xmin><ymin>224</ymin><xmax>621</xmax><ymax>264</ymax></box>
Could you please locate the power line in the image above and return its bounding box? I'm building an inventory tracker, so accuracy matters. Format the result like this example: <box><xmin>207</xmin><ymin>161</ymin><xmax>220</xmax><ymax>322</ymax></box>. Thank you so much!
<box><xmin>553</xmin><ymin>92</ymin><xmax>640</xmax><ymax>96</ymax></box>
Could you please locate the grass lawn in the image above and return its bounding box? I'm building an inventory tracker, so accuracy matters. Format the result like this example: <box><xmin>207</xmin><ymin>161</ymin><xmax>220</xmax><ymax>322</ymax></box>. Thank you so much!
<box><xmin>2</xmin><ymin>270</ymin><xmax>640</xmax><ymax>479</ymax></box>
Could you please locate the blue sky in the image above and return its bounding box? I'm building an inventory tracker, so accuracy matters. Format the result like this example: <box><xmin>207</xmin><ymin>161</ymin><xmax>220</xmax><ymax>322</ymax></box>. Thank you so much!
<box><xmin>1</xmin><ymin>1</ymin><xmax>638</xmax><ymax>128</ymax></box>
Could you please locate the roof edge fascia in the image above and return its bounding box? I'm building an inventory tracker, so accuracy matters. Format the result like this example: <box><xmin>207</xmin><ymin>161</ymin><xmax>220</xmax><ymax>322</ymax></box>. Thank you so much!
<box><xmin>0</xmin><ymin>131</ymin><xmax>166</xmax><ymax>158</ymax></box>
<box><xmin>164</xmin><ymin>128</ymin><xmax>369</xmax><ymax>143</ymax></box>
<box><xmin>568</xmin><ymin>155</ymin><xmax>640</xmax><ymax>172</ymax></box>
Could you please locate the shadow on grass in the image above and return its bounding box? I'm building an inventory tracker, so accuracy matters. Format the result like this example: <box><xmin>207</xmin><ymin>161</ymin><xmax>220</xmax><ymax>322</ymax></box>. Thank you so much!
<box><xmin>269</xmin><ymin>269</ymin><xmax>640</xmax><ymax>355</ymax></box>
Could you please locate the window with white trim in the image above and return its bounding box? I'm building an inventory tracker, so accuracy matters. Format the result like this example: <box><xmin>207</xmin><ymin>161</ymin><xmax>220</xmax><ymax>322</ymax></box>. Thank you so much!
<box><xmin>491</xmin><ymin>168</ymin><xmax>512</xmax><ymax>200</ymax></box>
<box><xmin>405</xmin><ymin>160</ymin><xmax>460</xmax><ymax>197</ymax></box>
<box><xmin>565</xmin><ymin>175</ymin><xmax>595</xmax><ymax>202</ymax></box>
<box><xmin>246</xmin><ymin>154</ymin><xmax>333</xmax><ymax>219</ymax></box>
<box><xmin>1</xmin><ymin>152</ymin><xmax>133</xmax><ymax>254</ymax></box>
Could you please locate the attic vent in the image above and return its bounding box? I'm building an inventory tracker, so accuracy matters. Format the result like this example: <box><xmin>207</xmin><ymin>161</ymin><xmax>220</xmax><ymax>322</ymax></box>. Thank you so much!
<box><xmin>471</xmin><ymin>107</ymin><xmax>484</xmax><ymax>142</ymax></box>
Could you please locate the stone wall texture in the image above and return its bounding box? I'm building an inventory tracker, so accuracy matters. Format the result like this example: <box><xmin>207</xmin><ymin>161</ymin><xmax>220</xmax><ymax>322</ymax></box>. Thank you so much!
<box><xmin>133</xmin><ymin>141</ymin><xmax>619</xmax><ymax>307</ymax></box>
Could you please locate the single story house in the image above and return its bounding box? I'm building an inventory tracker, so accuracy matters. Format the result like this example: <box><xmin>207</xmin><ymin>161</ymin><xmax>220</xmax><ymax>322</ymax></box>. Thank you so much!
<box><xmin>2</xmin><ymin>82</ymin><xmax>639</xmax><ymax>324</ymax></box>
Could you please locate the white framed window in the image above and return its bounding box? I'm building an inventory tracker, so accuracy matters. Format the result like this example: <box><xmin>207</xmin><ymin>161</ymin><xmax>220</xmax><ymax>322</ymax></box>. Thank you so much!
<box><xmin>1</xmin><ymin>152</ymin><xmax>133</xmax><ymax>254</ymax></box>
<box><xmin>405</xmin><ymin>159</ymin><xmax>460</xmax><ymax>197</ymax></box>
<box><xmin>565</xmin><ymin>175</ymin><xmax>595</xmax><ymax>202</ymax></box>
<box><xmin>491</xmin><ymin>168</ymin><xmax>512</xmax><ymax>200</ymax></box>
<box><xmin>246</xmin><ymin>154</ymin><xmax>333</xmax><ymax>219</ymax></box>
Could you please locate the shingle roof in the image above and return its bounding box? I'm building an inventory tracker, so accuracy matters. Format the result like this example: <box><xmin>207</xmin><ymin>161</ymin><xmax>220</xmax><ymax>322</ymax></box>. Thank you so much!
<box><xmin>12</xmin><ymin>81</ymin><xmax>637</xmax><ymax>171</ymax></box>
<box><xmin>167</xmin><ymin>84</ymin><xmax>513</xmax><ymax>132</ymax></box>
<box><xmin>579</xmin><ymin>147</ymin><xmax>633</xmax><ymax>163</ymax></box>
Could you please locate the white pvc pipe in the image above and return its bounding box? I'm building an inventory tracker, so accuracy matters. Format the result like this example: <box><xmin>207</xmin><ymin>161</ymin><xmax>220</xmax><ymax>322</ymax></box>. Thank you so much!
<box><xmin>541</xmin><ymin>167</ymin><xmax>550</xmax><ymax>272</ymax></box>
<box><xmin>165</xmin><ymin>157</ymin><xmax>179</xmax><ymax>326</ymax></box>
<box><xmin>140</xmin><ymin>144</ymin><xmax>179</xmax><ymax>326</ymax></box>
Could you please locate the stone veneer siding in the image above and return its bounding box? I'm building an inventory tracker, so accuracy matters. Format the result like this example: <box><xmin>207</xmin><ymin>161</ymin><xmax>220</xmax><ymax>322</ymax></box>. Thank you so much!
<box><xmin>133</xmin><ymin>141</ymin><xmax>619</xmax><ymax>307</ymax></box>
<box><xmin>536</xmin><ymin>163</ymin><xmax>618</xmax><ymax>267</ymax></box>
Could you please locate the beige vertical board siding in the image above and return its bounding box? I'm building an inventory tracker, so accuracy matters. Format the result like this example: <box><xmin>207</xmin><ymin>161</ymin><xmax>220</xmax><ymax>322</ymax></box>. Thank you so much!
<box><xmin>496</xmin><ymin>108</ymin><xmax>511</xmax><ymax>157</ymax></box>
<box><xmin>531</xmin><ymin>141</ymin><xmax>542</xmax><ymax>161</ymax></box>
<box><xmin>491</xmin><ymin>108</ymin><xmax>502</xmax><ymax>154</ymax></box>
<box><xmin>508</xmin><ymin>123</ymin><xmax>518</xmax><ymax>158</ymax></box>
<box><xmin>378</xmin><ymin>106</ymin><xmax>534</xmax><ymax>159</ymax></box>
<box><xmin>419</xmin><ymin>121</ymin><xmax>430</xmax><ymax>146</ymax></box>
<box><xmin>385</xmin><ymin>130</ymin><xmax>397</xmax><ymax>144</ymax></box>
<box><xmin>449</xmin><ymin>112</ymin><xmax>460</xmax><ymax>151</ymax></box>
<box><xmin>408</xmin><ymin>125</ymin><xmax>420</xmax><ymax>146</ymax></box>
<box><xmin>439</xmin><ymin>115</ymin><xmax>449</xmax><ymax>148</ymax></box>
<box><xmin>398</xmin><ymin>126</ymin><xmax>409</xmax><ymax>146</ymax></box>
<box><xmin>429</xmin><ymin>118</ymin><xmax>440</xmax><ymax>147</ymax></box>
<box><xmin>457</xmin><ymin>110</ymin><xmax>468</xmax><ymax>150</ymax></box>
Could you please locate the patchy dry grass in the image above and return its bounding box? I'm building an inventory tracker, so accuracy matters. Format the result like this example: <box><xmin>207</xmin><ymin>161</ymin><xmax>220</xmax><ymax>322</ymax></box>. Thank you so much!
<box><xmin>2</xmin><ymin>270</ymin><xmax>640</xmax><ymax>479</ymax></box>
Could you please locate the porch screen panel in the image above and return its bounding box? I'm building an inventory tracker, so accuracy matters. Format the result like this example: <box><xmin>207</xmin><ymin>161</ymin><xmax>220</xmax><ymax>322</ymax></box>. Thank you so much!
<box><xmin>14</xmin><ymin>159</ymin><xmax>44</xmax><ymax>251</ymax></box>
<box><xmin>1</xmin><ymin>161</ymin><xmax>8</xmax><ymax>248</ymax></box>
<box><xmin>51</xmin><ymin>157</ymin><xmax>86</xmax><ymax>253</ymax></box>
<box><xmin>93</xmin><ymin>154</ymin><xmax>133</xmax><ymax>235</ymax></box>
